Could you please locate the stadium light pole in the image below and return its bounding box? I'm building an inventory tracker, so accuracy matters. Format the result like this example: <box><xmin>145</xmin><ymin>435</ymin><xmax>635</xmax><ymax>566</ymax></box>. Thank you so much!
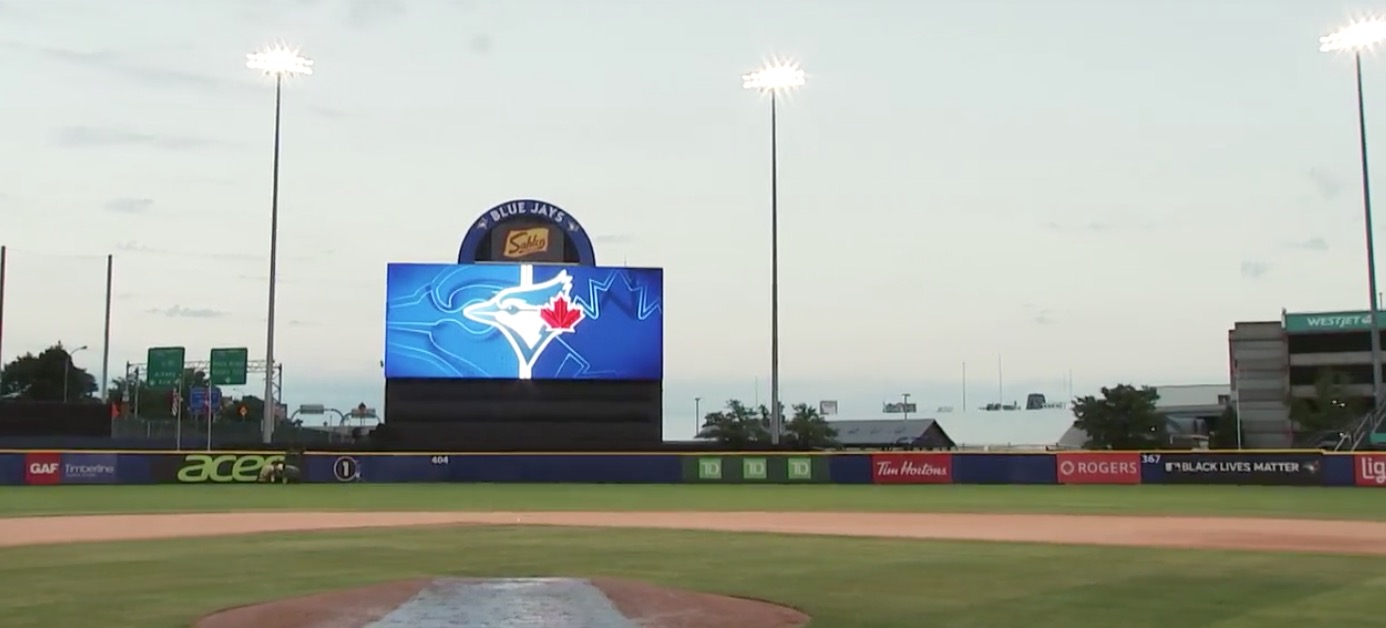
<box><xmin>1322</xmin><ymin>19</ymin><xmax>1386</xmax><ymax>406</ymax></box>
<box><xmin>742</xmin><ymin>59</ymin><xmax>806</xmax><ymax>446</ymax></box>
<box><xmin>246</xmin><ymin>44</ymin><xmax>313</xmax><ymax>443</ymax></box>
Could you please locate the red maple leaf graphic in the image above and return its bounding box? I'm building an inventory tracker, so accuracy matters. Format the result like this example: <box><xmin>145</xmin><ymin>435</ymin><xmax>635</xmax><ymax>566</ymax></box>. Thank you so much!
<box><xmin>540</xmin><ymin>296</ymin><xmax>584</xmax><ymax>331</ymax></box>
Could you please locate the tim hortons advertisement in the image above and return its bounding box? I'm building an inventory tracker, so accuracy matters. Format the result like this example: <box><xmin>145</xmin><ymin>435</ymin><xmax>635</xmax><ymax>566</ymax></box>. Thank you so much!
<box><xmin>1355</xmin><ymin>454</ymin><xmax>1386</xmax><ymax>487</ymax></box>
<box><xmin>24</xmin><ymin>452</ymin><xmax>61</xmax><ymax>485</ymax></box>
<box><xmin>1055</xmin><ymin>452</ymin><xmax>1141</xmax><ymax>485</ymax></box>
<box><xmin>871</xmin><ymin>453</ymin><xmax>953</xmax><ymax>484</ymax></box>
<box><xmin>1154</xmin><ymin>452</ymin><xmax>1322</xmax><ymax>486</ymax></box>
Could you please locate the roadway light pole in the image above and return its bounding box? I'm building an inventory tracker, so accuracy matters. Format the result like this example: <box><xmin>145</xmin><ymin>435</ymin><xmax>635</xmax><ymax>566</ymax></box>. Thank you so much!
<box><xmin>742</xmin><ymin>59</ymin><xmax>806</xmax><ymax>446</ymax></box>
<box><xmin>246</xmin><ymin>44</ymin><xmax>313</xmax><ymax>444</ymax></box>
<box><xmin>63</xmin><ymin>345</ymin><xmax>88</xmax><ymax>402</ymax></box>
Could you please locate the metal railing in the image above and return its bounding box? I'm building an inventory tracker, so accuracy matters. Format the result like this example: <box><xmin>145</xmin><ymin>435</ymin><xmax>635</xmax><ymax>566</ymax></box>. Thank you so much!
<box><xmin>1335</xmin><ymin>398</ymin><xmax>1386</xmax><ymax>451</ymax></box>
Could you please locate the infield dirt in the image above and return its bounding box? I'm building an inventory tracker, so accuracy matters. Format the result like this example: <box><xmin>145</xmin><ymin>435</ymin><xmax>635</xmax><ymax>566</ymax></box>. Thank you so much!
<box><xmin>3</xmin><ymin>510</ymin><xmax>1386</xmax><ymax>554</ymax></box>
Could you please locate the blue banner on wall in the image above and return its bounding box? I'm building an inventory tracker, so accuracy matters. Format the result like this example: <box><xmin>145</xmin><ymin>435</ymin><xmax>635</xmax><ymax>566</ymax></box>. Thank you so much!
<box><xmin>1142</xmin><ymin>452</ymin><xmax>1324</xmax><ymax>486</ymax></box>
<box><xmin>61</xmin><ymin>453</ymin><xmax>119</xmax><ymax>484</ymax></box>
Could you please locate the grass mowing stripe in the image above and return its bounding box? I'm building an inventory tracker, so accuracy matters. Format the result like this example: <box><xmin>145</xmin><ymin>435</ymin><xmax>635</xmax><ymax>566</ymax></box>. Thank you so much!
<box><xmin>0</xmin><ymin>526</ymin><xmax>1380</xmax><ymax>627</ymax></box>
<box><xmin>0</xmin><ymin>484</ymin><xmax>1380</xmax><ymax>520</ymax></box>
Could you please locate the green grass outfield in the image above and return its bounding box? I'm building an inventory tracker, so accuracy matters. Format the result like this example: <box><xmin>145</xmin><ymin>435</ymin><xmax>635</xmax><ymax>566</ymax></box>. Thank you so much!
<box><xmin>0</xmin><ymin>483</ymin><xmax>1382</xmax><ymax>519</ymax></box>
<box><xmin>3</xmin><ymin>484</ymin><xmax>1386</xmax><ymax>627</ymax></box>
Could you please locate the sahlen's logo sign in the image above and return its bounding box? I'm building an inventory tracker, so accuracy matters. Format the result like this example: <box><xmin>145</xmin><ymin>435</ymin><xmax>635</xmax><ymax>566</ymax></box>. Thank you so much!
<box><xmin>502</xmin><ymin>227</ymin><xmax>551</xmax><ymax>259</ymax></box>
<box><xmin>177</xmin><ymin>454</ymin><xmax>285</xmax><ymax>483</ymax></box>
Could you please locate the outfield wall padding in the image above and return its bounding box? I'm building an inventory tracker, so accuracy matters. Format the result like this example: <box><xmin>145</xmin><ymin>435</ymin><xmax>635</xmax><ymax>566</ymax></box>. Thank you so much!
<box><xmin>0</xmin><ymin>449</ymin><xmax>1372</xmax><ymax>486</ymax></box>
<box><xmin>952</xmin><ymin>454</ymin><xmax>1056</xmax><ymax>485</ymax></box>
<box><xmin>0</xmin><ymin>453</ymin><xmax>21</xmax><ymax>485</ymax></box>
<box><xmin>451</xmin><ymin>455</ymin><xmax>682</xmax><ymax>483</ymax></box>
<box><xmin>829</xmin><ymin>454</ymin><xmax>873</xmax><ymax>484</ymax></box>
<box><xmin>1322</xmin><ymin>454</ymin><xmax>1355</xmax><ymax>487</ymax></box>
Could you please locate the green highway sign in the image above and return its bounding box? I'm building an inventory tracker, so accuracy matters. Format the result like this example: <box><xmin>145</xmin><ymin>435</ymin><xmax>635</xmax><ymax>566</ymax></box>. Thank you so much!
<box><xmin>209</xmin><ymin>347</ymin><xmax>249</xmax><ymax>386</ymax></box>
<box><xmin>145</xmin><ymin>346</ymin><xmax>186</xmax><ymax>389</ymax></box>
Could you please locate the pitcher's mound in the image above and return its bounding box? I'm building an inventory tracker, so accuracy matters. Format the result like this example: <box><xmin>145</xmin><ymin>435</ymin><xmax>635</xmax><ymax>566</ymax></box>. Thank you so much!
<box><xmin>195</xmin><ymin>577</ymin><xmax>810</xmax><ymax>628</ymax></box>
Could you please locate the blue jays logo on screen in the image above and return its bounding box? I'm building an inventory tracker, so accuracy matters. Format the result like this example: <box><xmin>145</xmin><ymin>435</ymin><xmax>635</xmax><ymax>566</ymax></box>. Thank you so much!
<box><xmin>385</xmin><ymin>263</ymin><xmax>663</xmax><ymax>380</ymax></box>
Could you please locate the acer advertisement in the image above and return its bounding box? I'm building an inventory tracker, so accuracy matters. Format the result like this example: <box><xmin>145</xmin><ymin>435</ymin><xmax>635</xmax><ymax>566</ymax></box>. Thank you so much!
<box><xmin>871</xmin><ymin>453</ymin><xmax>953</xmax><ymax>484</ymax></box>
<box><xmin>384</xmin><ymin>263</ymin><xmax>664</xmax><ymax>381</ymax></box>
<box><xmin>1354</xmin><ymin>454</ymin><xmax>1386</xmax><ymax>487</ymax></box>
<box><xmin>1055</xmin><ymin>452</ymin><xmax>1141</xmax><ymax>485</ymax></box>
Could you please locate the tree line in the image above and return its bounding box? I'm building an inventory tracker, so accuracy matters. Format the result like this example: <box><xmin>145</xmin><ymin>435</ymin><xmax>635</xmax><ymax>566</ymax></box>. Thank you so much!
<box><xmin>700</xmin><ymin>368</ymin><xmax>1363</xmax><ymax>451</ymax></box>
<box><xmin>1073</xmin><ymin>369</ymin><xmax>1363</xmax><ymax>450</ymax></box>
<box><xmin>0</xmin><ymin>343</ymin><xmax>269</xmax><ymax>422</ymax></box>
<box><xmin>696</xmin><ymin>400</ymin><xmax>840</xmax><ymax>448</ymax></box>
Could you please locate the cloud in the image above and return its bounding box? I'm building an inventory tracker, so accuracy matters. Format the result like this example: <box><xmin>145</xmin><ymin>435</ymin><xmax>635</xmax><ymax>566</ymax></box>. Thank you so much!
<box><xmin>1308</xmin><ymin>168</ymin><xmax>1344</xmax><ymax>200</ymax></box>
<box><xmin>1240</xmin><ymin>261</ymin><xmax>1271</xmax><ymax>279</ymax></box>
<box><xmin>594</xmin><ymin>234</ymin><xmax>635</xmax><ymax>244</ymax></box>
<box><xmin>308</xmin><ymin>105</ymin><xmax>347</xmax><ymax>119</ymax></box>
<box><xmin>236</xmin><ymin>273</ymin><xmax>300</xmax><ymax>284</ymax></box>
<box><xmin>470</xmin><ymin>35</ymin><xmax>494</xmax><ymax>55</ymax></box>
<box><xmin>2</xmin><ymin>42</ymin><xmax>230</xmax><ymax>90</ymax></box>
<box><xmin>146</xmin><ymin>305</ymin><xmax>228</xmax><ymax>319</ymax></box>
<box><xmin>103</xmin><ymin>198</ymin><xmax>153</xmax><ymax>214</ymax></box>
<box><xmin>345</xmin><ymin>0</ymin><xmax>406</xmax><ymax>26</ymax></box>
<box><xmin>116</xmin><ymin>241</ymin><xmax>265</xmax><ymax>262</ymax></box>
<box><xmin>1281</xmin><ymin>237</ymin><xmax>1329</xmax><ymax>252</ymax></box>
<box><xmin>1031</xmin><ymin>309</ymin><xmax>1055</xmax><ymax>325</ymax></box>
<box><xmin>54</xmin><ymin>126</ymin><xmax>224</xmax><ymax>150</ymax></box>
<box><xmin>1040</xmin><ymin>219</ymin><xmax>1155</xmax><ymax>233</ymax></box>
<box><xmin>288</xmin><ymin>319</ymin><xmax>316</xmax><ymax>327</ymax></box>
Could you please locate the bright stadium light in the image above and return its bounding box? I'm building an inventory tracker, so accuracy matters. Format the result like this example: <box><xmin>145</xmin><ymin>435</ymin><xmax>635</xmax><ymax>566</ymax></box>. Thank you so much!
<box><xmin>1320</xmin><ymin>19</ymin><xmax>1386</xmax><ymax>422</ymax></box>
<box><xmin>1321</xmin><ymin>17</ymin><xmax>1386</xmax><ymax>53</ymax></box>
<box><xmin>740</xmin><ymin>57</ymin><xmax>808</xmax><ymax>446</ymax></box>
<box><xmin>246</xmin><ymin>43</ymin><xmax>313</xmax><ymax>443</ymax></box>
<box><xmin>742</xmin><ymin>60</ymin><xmax>806</xmax><ymax>91</ymax></box>
<box><xmin>246</xmin><ymin>45</ymin><xmax>314</xmax><ymax>77</ymax></box>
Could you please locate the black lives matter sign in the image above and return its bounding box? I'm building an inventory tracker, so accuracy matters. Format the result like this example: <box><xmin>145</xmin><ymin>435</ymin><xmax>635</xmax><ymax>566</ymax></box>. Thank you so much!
<box><xmin>1158</xmin><ymin>453</ymin><xmax>1323</xmax><ymax>486</ymax></box>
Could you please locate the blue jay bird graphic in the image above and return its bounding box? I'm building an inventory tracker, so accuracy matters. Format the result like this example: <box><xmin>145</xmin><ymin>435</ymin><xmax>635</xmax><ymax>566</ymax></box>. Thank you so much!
<box><xmin>461</xmin><ymin>268</ymin><xmax>585</xmax><ymax>379</ymax></box>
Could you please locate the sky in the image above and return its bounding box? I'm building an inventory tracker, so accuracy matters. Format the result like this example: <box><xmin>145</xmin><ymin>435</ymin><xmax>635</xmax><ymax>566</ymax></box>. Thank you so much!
<box><xmin>0</xmin><ymin>0</ymin><xmax>1378</xmax><ymax>438</ymax></box>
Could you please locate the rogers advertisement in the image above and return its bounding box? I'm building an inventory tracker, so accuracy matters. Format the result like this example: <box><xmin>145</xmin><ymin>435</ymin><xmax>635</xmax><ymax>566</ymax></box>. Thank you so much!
<box><xmin>1055</xmin><ymin>452</ymin><xmax>1141</xmax><ymax>485</ymax></box>
<box><xmin>871</xmin><ymin>453</ymin><xmax>953</xmax><ymax>484</ymax></box>
<box><xmin>1355</xmin><ymin>454</ymin><xmax>1386</xmax><ymax>487</ymax></box>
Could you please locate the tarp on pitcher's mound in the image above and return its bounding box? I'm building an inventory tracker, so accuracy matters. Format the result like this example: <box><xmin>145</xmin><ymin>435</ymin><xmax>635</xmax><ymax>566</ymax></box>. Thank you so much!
<box><xmin>194</xmin><ymin>577</ymin><xmax>809</xmax><ymax>628</ymax></box>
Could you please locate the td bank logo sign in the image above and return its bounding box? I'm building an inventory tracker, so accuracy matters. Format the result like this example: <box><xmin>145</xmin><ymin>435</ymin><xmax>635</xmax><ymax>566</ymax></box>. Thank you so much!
<box><xmin>177</xmin><ymin>454</ymin><xmax>284</xmax><ymax>483</ymax></box>
<box><xmin>694</xmin><ymin>457</ymin><xmax>815</xmax><ymax>482</ymax></box>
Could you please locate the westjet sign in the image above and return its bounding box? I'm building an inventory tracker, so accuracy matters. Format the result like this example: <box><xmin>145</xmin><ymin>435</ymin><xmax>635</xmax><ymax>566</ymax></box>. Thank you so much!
<box><xmin>1284</xmin><ymin>310</ymin><xmax>1383</xmax><ymax>333</ymax></box>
